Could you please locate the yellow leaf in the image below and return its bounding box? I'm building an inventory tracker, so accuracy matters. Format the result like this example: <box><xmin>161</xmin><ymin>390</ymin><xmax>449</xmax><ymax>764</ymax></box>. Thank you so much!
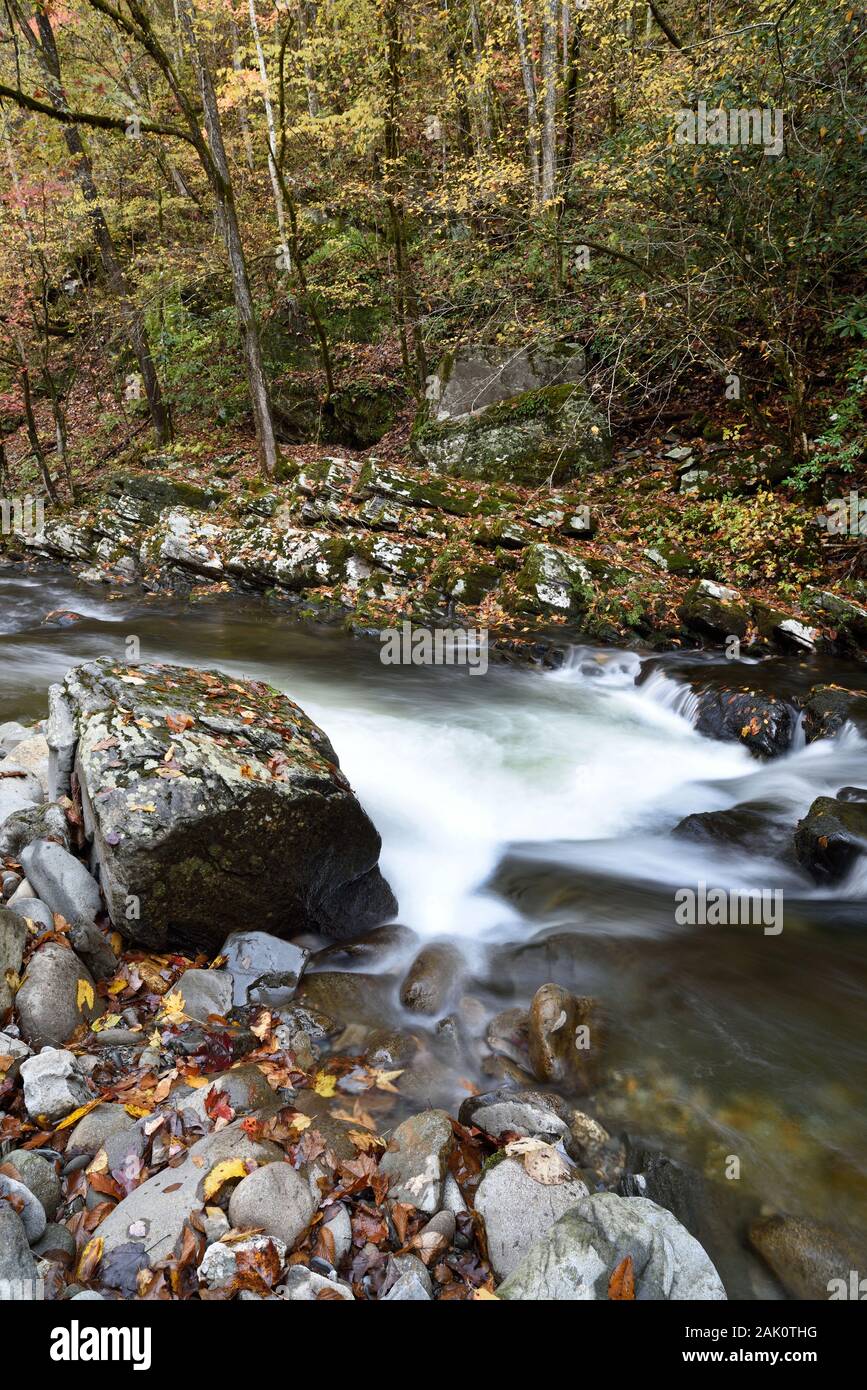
<box><xmin>55</xmin><ymin>1098</ymin><xmax>100</xmax><ymax>1131</ymax></box>
<box><xmin>473</xmin><ymin>1287</ymin><xmax>499</xmax><ymax>1300</ymax></box>
<box><xmin>313</xmin><ymin>1071</ymin><xmax>337</xmax><ymax>1097</ymax></box>
<box><xmin>108</xmin><ymin>976</ymin><xmax>127</xmax><ymax>995</ymax></box>
<box><xmin>203</xmin><ymin>1158</ymin><xmax>249</xmax><ymax>1201</ymax></box>
<box><xmin>373</xmin><ymin>1068</ymin><xmax>403</xmax><ymax>1093</ymax></box>
<box><xmin>76</xmin><ymin>1237</ymin><xmax>104</xmax><ymax>1280</ymax></box>
<box><xmin>91</xmin><ymin>1012</ymin><xmax>122</xmax><ymax>1033</ymax></box>
<box><xmin>159</xmin><ymin>989</ymin><xmax>187</xmax><ymax>1023</ymax></box>
<box><xmin>124</xmin><ymin>1105</ymin><xmax>152</xmax><ymax>1118</ymax></box>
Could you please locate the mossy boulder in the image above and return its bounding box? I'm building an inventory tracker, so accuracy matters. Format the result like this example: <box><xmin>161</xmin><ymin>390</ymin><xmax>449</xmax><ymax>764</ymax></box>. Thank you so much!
<box><xmin>679</xmin><ymin>579</ymin><xmax>751</xmax><ymax>643</ymax></box>
<box><xmin>413</xmin><ymin>344</ymin><xmax>609</xmax><ymax>486</ymax></box>
<box><xmin>512</xmin><ymin>543</ymin><xmax>596</xmax><ymax>619</ymax></box>
<box><xmin>45</xmin><ymin>658</ymin><xmax>397</xmax><ymax>949</ymax></box>
<box><xmin>793</xmin><ymin>796</ymin><xmax>867</xmax><ymax>883</ymax></box>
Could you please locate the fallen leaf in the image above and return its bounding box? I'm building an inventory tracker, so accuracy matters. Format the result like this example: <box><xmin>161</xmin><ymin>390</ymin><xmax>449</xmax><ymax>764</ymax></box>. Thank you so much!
<box><xmin>608</xmin><ymin>1255</ymin><xmax>635</xmax><ymax>1300</ymax></box>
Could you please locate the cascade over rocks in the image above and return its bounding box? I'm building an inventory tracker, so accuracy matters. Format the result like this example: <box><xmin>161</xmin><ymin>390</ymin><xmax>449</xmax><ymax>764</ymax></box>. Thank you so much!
<box><xmin>44</xmin><ymin>658</ymin><xmax>397</xmax><ymax>950</ymax></box>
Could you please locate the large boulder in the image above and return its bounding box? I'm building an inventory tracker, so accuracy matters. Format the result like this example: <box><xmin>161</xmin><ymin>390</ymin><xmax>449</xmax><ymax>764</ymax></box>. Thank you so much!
<box><xmin>678</xmin><ymin>580</ymin><xmax>750</xmax><ymax>644</ymax></box>
<box><xmin>413</xmin><ymin>344</ymin><xmax>609</xmax><ymax>486</ymax></box>
<box><xmin>693</xmin><ymin>688</ymin><xmax>795</xmax><ymax>759</ymax></box>
<box><xmin>45</xmin><ymin>659</ymin><xmax>397</xmax><ymax>950</ymax></box>
<box><xmin>497</xmin><ymin>1193</ymin><xmax>726</xmax><ymax>1300</ymax></box>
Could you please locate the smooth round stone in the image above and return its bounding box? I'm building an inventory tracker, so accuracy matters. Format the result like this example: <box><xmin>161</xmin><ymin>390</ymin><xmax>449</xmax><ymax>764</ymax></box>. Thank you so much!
<box><xmin>5</xmin><ymin>1150</ymin><xmax>61</xmax><ymax>1220</ymax></box>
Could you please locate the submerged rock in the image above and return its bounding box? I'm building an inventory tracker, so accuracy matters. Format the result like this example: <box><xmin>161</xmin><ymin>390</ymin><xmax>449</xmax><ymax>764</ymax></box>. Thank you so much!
<box><xmin>498</xmin><ymin>1193</ymin><xmax>726</xmax><ymax>1300</ymax></box>
<box><xmin>399</xmin><ymin>940</ymin><xmax>464</xmax><ymax>1015</ymax></box>
<box><xmin>749</xmin><ymin>1214</ymin><xmax>866</xmax><ymax>1301</ymax></box>
<box><xmin>528</xmin><ymin>983</ymin><xmax>602</xmax><ymax>1093</ymax></box>
<box><xmin>45</xmin><ymin>659</ymin><xmax>397</xmax><ymax>950</ymax></box>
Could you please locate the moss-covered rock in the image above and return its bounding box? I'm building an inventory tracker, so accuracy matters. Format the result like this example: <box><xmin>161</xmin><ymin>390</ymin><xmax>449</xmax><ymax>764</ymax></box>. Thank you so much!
<box><xmin>512</xmin><ymin>543</ymin><xmax>596</xmax><ymax>619</ymax></box>
<box><xmin>679</xmin><ymin>580</ymin><xmax>751</xmax><ymax>643</ymax></box>
<box><xmin>413</xmin><ymin>382</ymin><xmax>610</xmax><ymax>486</ymax></box>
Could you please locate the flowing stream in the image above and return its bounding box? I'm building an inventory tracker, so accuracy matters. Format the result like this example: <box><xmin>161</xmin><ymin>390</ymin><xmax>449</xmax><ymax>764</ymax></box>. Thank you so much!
<box><xmin>3</xmin><ymin>566</ymin><xmax>867</xmax><ymax>1268</ymax></box>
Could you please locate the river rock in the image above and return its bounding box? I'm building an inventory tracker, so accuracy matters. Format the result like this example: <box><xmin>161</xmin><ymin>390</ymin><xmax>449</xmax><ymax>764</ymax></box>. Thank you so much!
<box><xmin>221</xmin><ymin>930</ymin><xmax>308</xmax><ymax>1007</ymax></box>
<box><xmin>620</xmin><ymin>1137</ymin><xmax>761</xmax><ymax>1300</ymax></box>
<box><xmin>4</xmin><ymin>1149</ymin><xmax>61</xmax><ymax>1220</ymax></box>
<box><xmin>0</xmin><ymin>769</ymin><xmax>43</xmax><ymax>823</ymax></box>
<box><xmin>177</xmin><ymin>1063</ymin><xmax>281</xmax><ymax>1125</ymax></box>
<box><xmin>476</xmin><ymin>1156</ymin><xmax>589</xmax><ymax>1279</ymax></box>
<box><xmin>0</xmin><ymin>1206</ymin><xmax>39</xmax><ymax>1298</ymax></box>
<box><xmin>0</xmin><ymin>802</ymin><xmax>70</xmax><ymax>858</ymax></box>
<box><xmin>0</xmin><ymin>1030</ymin><xmax>31</xmax><ymax>1078</ymax></box>
<box><xmin>379</xmin><ymin>1109</ymin><xmax>454</xmax><ymax>1213</ymax></box>
<box><xmin>228</xmin><ymin>1160</ymin><xmax>317</xmax><ymax>1248</ymax></box>
<box><xmin>6</xmin><ymin>897</ymin><xmax>53</xmax><ymax>931</ymax></box>
<box><xmin>498</xmin><ymin>1193</ymin><xmax>726</xmax><ymax>1300</ymax></box>
<box><xmin>0</xmin><ymin>1172</ymin><xmax>47</xmax><ymax>1244</ymax></box>
<box><xmin>66</xmin><ymin>1102</ymin><xmax>137</xmax><ymax>1157</ymax></box>
<box><xmin>399</xmin><ymin>940</ymin><xmax>464</xmax><ymax>1015</ymax></box>
<box><xmin>673</xmin><ymin>800</ymin><xmax>792</xmax><ymax>858</ymax></box>
<box><xmin>678</xmin><ymin>580</ymin><xmax>750</xmax><ymax>643</ymax></box>
<box><xmin>15</xmin><ymin>942</ymin><xmax>99</xmax><ymax>1047</ymax></box>
<box><xmin>20</xmin><ymin>1047</ymin><xmax>92</xmax><ymax>1124</ymax></box>
<box><xmin>460</xmin><ymin>1087</ymin><xmax>574</xmax><ymax>1147</ymax></box>
<box><xmin>175</xmin><ymin>967</ymin><xmax>233</xmax><ymax>1021</ymax></box>
<box><xmin>68</xmin><ymin>919</ymin><xmax>117</xmax><ymax>981</ymax></box>
<box><xmin>20</xmin><ymin>839</ymin><xmax>101</xmax><ymax>924</ymax></box>
<box><xmin>749</xmin><ymin>1214</ymin><xmax>866</xmax><ymax>1300</ymax></box>
<box><xmin>197</xmin><ymin>1234</ymin><xmax>287</xmax><ymax>1290</ymax></box>
<box><xmin>277</xmin><ymin>1266</ymin><xmax>354</xmax><ymax>1300</ymax></box>
<box><xmin>485</xmin><ymin>1008</ymin><xmax>532</xmax><ymax>1070</ymax></box>
<box><xmin>45</xmin><ymin>659</ymin><xmax>397</xmax><ymax>949</ymax></box>
<box><xmin>0</xmin><ymin>721</ymin><xmax>32</xmax><ymax>755</ymax></box>
<box><xmin>528</xmin><ymin>983</ymin><xmax>601</xmax><ymax>1093</ymax></box>
<box><xmin>693</xmin><ymin>687</ymin><xmax>794</xmax><ymax>759</ymax></box>
<box><xmin>801</xmin><ymin>685</ymin><xmax>867</xmax><ymax>743</ymax></box>
<box><xmin>3</xmin><ymin>733</ymin><xmax>50</xmax><ymax>796</ymax></box>
<box><xmin>299</xmin><ymin>970</ymin><xmax>397</xmax><ymax>1027</ymax></box>
<box><xmin>381</xmin><ymin>1271</ymin><xmax>432</xmax><ymax>1300</ymax></box>
<box><xmin>94</xmin><ymin>1120</ymin><xmax>283</xmax><ymax>1260</ymax></box>
<box><xmin>0</xmin><ymin>907</ymin><xmax>27</xmax><ymax>1018</ymax></box>
<box><xmin>312</xmin><ymin>922</ymin><xmax>417</xmax><ymax>971</ymax></box>
<box><xmin>793</xmin><ymin>796</ymin><xmax>867</xmax><ymax>883</ymax></box>
<box><xmin>32</xmin><ymin>1222</ymin><xmax>76</xmax><ymax>1262</ymax></box>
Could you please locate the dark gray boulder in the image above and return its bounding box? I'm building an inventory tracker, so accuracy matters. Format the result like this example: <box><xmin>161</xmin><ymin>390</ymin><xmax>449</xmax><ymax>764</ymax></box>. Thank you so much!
<box><xmin>794</xmin><ymin>796</ymin><xmax>867</xmax><ymax>883</ymax></box>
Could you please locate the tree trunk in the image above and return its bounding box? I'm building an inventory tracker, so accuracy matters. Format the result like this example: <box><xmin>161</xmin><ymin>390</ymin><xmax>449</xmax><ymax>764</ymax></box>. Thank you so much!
<box><xmin>540</xmin><ymin>0</ymin><xmax>559</xmax><ymax>204</ymax></box>
<box><xmin>249</xmin><ymin>0</ymin><xmax>292</xmax><ymax>271</ymax></box>
<box><xmin>512</xmin><ymin>0</ymin><xmax>541</xmax><ymax>203</ymax></box>
<box><xmin>179</xmin><ymin>1</ymin><xmax>278</xmax><ymax>475</ymax></box>
<box><xmin>26</xmin><ymin>9</ymin><xmax>172</xmax><ymax>446</ymax></box>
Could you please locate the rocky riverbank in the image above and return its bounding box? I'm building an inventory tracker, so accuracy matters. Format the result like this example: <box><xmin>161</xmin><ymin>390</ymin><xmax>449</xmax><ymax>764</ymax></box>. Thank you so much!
<box><xmin>3</xmin><ymin>456</ymin><xmax>867</xmax><ymax>668</ymax></box>
<box><xmin>1</xmin><ymin>659</ymin><xmax>865</xmax><ymax>1301</ymax></box>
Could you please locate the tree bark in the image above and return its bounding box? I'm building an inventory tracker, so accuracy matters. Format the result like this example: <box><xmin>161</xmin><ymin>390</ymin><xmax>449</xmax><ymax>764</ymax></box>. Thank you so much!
<box><xmin>178</xmin><ymin>1</ymin><xmax>278</xmax><ymax>475</ymax></box>
<box><xmin>24</xmin><ymin>7</ymin><xmax>172</xmax><ymax>446</ymax></box>
<box><xmin>540</xmin><ymin>0</ymin><xmax>559</xmax><ymax>204</ymax></box>
<box><xmin>512</xmin><ymin>0</ymin><xmax>541</xmax><ymax>202</ymax></box>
